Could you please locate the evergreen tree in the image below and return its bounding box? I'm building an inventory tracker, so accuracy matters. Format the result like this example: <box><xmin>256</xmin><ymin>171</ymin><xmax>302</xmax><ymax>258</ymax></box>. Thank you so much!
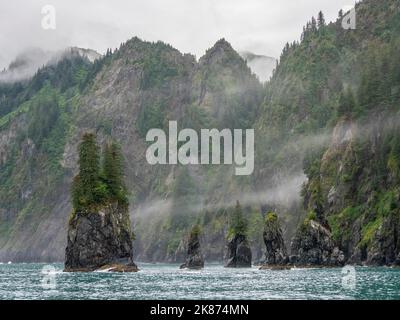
<box><xmin>71</xmin><ymin>134</ymin><xmax>129</xmax><ymax>210</ymax></box>
<box><xmin>71</xmin><ymin>133</ymin><xmax>103</xmax><ymax>210</ymax></box>
<box><xmin>71</xmin><ymin>175</ymin><xmax>82</xmax><ymax>210</ymax></box>
<box><xmin>358</xmin><ymin>53</ymin><xmax>382</xmax><ymax>110</ymax></box>
<box><xmin>229</xmin><ymin>201</ymin><xmax>248</xmax><ymax>236</ymax></box>
<box><xmin>78</xmin><ymin>133</ymin><xmax>101</xmax><ymax>204</ymax></box>
<box><xmin>338</xmin><ymin>88</ymin><xmax>356</xmax><ymax>117</ymax></box>
<box><xmin>102</xmin><ymin>142</ymin><xmax>127</xmax><ymax>204</ymax></box>
<box><xmin>317</xmin><ymin>11</ymin><xmax>326</xmax><ymax>28</ymax></box>
<box><xmin>311</xmin><ymin>17</ymin><xmax>317</xmax><ymax>32</ymax></box>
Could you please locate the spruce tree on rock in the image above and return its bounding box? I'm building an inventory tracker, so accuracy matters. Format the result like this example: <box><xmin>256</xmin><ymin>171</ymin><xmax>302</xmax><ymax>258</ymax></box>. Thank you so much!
<box><xmin>225</xmin><ymin>201</ymin><xmax>252</xmax><ymax>268</ymax></box>
<box><xmin>230</xmin><ymin>200</ymin><xmax>248</xmax><ymax>236</ymax></box>
<box><xmin>73</xmin><ymin>133</ymin><xmax>102</xmax><ymax>209</ymax></box>
<box><xmin>102</xmin><ymin>142</ymin><xmax>127</xmax><ymax>205</ymax></box>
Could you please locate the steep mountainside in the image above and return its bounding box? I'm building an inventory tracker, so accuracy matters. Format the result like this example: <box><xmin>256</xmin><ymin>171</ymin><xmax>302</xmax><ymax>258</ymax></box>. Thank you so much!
<box><xmin>255</xmin><ymin>0</ymin><xmax>400</xmax><ymax>265</ymax></box>
<box><xmin>0</xmin><ymin>0</ymin><xmax>400</xmax><ymax>265</ymax></box>
<box><xmin>0</xmin><ymin>37</ymin><xmax>265</xmax><ymax>262</ymax></box>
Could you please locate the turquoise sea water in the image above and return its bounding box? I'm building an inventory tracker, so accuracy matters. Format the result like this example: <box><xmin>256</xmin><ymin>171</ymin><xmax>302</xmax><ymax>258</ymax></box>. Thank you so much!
<box><xmin>0</xmin><ymin>263</ymin><xmax>399</xmax><ymax>300</ymax></box>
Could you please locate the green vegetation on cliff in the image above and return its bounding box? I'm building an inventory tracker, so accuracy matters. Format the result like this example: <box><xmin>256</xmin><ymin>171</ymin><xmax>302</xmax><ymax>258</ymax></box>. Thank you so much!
<box><xmin>1</xmin><ymin>0</ymin><xmax>400</xmax><ymax>265</ymax></box>
<box><xmin>72</xmin><ymin>133</ymin><xmax>128</xmax><ymax>212</ymax></box>
<box><xmin>228</xmin><ymin>201</ymin><xmax>248</xmax><ymax>238</ymax></box>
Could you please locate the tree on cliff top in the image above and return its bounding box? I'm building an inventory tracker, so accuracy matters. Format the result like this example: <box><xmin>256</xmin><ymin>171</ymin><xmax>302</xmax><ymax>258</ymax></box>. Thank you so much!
<box><xmin>229</xmin><ymin>201</ymin><xmax>248</xmax><ymax>237</ymax></box>
<box><xmin>102</xmin><ymin>142</ymin><xmax>128</xmax><ymax>205</ymax></box>
<box><xmin>72</xmin><ymin>133</ymin><xmax>128</xmax><ymax>211</ymax></box>
<box><xmin>72</xmin><ymin>133</ymin><xmax>102</xmax><ymax>209</ymax></box>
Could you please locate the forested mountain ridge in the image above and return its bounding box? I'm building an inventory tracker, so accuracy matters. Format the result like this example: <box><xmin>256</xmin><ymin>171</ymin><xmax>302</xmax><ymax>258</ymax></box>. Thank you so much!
<box><xmin>0</xmin><ymin>37</ymin><xmax>264</xmax><ymax>262</ymax></box>
<box><xmin>0</xmin><ymin>0</ymin><xmax>400</xmax><ymax>265</ymax></box>
<box><xmin>255</xmin><ymin>0</ymin><xmax>400</xmax><ymax>265</ymax></box>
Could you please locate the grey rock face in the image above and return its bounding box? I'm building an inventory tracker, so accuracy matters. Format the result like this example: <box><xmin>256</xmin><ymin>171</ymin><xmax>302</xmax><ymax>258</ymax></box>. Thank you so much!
<box><xmin>262</xmin><ymin>213</ymin><xmax>289</xmax><ymax>265</ymax></box>
<box><xmin>290</xmin><ymin>220</ymin><xmax>345</xmax><ymax>266</ymax></box>
<box><xmin>364</xmin><ymin>214</ymin><xmax>400</xmax><ymax>266</ymax></box>
<box><xmin>180</xmin><ymin>229</ymin><xmax>204</xmax><ymax>270</ymax></box>
<box><xmin>225</xmin><ymin>234</ymin><xmax>252</xmax><ymax>268</ymax></box>
<box><xmin>64</xmin><ymin>202</ymin><xmax>137</xmax><ymax>272</ymax></box>
<box><xmin>395</xmin><ymin>253</ymin><xmax>400</xmax><ymax>266</ymax></box>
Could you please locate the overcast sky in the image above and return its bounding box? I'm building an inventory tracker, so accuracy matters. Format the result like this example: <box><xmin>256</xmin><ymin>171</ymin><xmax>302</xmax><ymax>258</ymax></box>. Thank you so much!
<box><xmin>0</xmin><ymin>0</ymin><xmax>355</xmax><ymax>69</ymax></box>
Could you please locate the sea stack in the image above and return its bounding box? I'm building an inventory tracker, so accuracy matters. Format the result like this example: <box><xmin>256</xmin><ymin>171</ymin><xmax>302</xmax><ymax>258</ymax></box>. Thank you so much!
<box><xmin>65</xmin><ymin>202</ymin><xmax>138</xmax><ymax>272</ymax></box>
<box><xmin>260</xmin><ymin>213</ymin><xmax>289</xmax><ymax>269</ymax></box>
<box><xmin>64</xmin><ymin>134</ymin><xmax>138</xmax><ymax>272</ymax></box>
<box><xmin>180</xmin><ymin>225</ymin><xmax>204</xmax><ymax>270</ymax></box>
<box><xmin>224</xmin><ymin>201</ymin><xmax>252</xmax><ymax>268</ymax></box>
<box><xmin>290</xmin><ymin>213</ymin><xmax>345</xmax><ymax>267</ymax></box>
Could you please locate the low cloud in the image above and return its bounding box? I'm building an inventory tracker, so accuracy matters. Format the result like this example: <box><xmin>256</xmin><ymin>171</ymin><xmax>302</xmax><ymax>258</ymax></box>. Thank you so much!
<box><xmin>1</xmin><ymin>0</ymin><xmax>355</xmax><ymax>70</ymax></box>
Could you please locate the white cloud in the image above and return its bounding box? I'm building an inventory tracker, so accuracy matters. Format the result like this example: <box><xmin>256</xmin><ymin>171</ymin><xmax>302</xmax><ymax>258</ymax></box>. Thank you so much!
<box><xmin>0</xmin><ymin>0</ymin><xmax>354</xmax><ymax>70</ymax></box>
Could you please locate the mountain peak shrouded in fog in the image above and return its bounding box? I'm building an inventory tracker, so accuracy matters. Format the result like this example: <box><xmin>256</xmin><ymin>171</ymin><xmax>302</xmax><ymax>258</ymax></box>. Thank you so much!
<box><xmin>0</xmin><ymin>47</ymin><xmax>101</xmax><ymax>84</ymax></box>
<box><xmin>2</xmin><ymin>0</ymin><xmax>400</xmax><ymax>268</ymax></box>
<box><xmin>240</xmin><ymin>51</ymin><xmax>277</xmax><ymax>82</ymax></box>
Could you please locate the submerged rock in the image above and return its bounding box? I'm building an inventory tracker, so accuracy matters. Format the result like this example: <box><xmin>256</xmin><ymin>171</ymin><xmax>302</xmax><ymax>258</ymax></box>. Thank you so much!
<box><xmin>224</xmin><ymin>234</ymin><xmax>252</xmax><ymax>268</ymax></box>
<box><xmin>64</xmin><ymin>202</ymin><xmax>138</xmax><ymax>272</ymax></box>
<box><xmin>290</xmin><ymin>218</ymin><xmax>345</xmax><ymax>267</ymax></box>
<box><xmin>261</xmin><ymin>213</ymin><xmax>289</xmax><ymax>266</ymax></box>
<box><xmin>180</xmin><ymin>225</ymin><xmax>204</xmax><ymax>270</ymax></box>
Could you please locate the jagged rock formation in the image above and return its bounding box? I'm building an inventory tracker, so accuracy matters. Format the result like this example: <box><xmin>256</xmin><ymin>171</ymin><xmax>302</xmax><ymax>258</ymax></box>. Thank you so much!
<box><xmin>180</xmin><ymin>225</ymin><xmax>204</xmax><ymax>269</ymax></box>
<box><xmin>302</xmin><ymin>116</ymin><xmax>400</xmax><ymax>266</ymax></box>
<box><xmin>64</xmin><ymin>202</ymin><xmax>138</xmax><ymax>272</ymax></box>
<box><xmin>0</xmin><ymin>36</ymin><xmax>264</xmax><ymax>263</ymax></box>
<box><xmin>261</xmin><ymin>213</ymin><xmax>288</xmax><ymax>267</ymax></box>
<box><xmin>225</xmin><ymin>234</ymin><xmax>252</xmax><ymax>268</ymax></box>
<box><xmin>290</xmin><ymin>217</ymin><xmax>345</xmax><ymax>266</ymax></box>
<box><xmin>2</xmin><ymin>0</ymin><xmax>400</xmax><ymax>265</ymax></box>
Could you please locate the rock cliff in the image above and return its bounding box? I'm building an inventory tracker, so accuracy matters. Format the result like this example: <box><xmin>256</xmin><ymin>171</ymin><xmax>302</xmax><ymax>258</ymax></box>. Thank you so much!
<box><xmin>180</xmin><ymin>225</ymin><xmax>204</xmax><ymax>269</ymax></box>
<box><xmin>290</xmin><ymin>218</ymin><xmax>345</xmax><ymax>266</ymax></box>
<box><xmin>224</xmin><ymin>234</ymin><xmax>252</xmax><ymax>268</ymax></box>
<box><xmin>65</xmin><ymin>202</ymin><xmax>138</xmax><ymax>272</ymax></box>
<box><xmin>261</xmin><ymin>213</ymin><xmax>289</xmax><ymax>266</ymax></box>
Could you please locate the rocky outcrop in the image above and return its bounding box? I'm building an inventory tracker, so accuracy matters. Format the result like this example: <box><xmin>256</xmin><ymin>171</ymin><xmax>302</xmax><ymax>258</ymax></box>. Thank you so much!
<box><xmin>290</xmin><ymin>219</ymin><xmax>345</xmax><ymax>266</ymax></box>
<box><xmin>261</xmin><ymin>213</ymin><xmax>288</xmax><ymax>267</ymax></box>
<box><xmin>224</xmin><ymin>234</ymin><xmax>252</xmax><ymax>268</ymax></box>
<box><xmin>354</xmin><ymin>212</ymin><xmax>400</xmax><ymax>266</ymax></box>
<box><xmin>0</xmin><ymin>36</ymin><xmax>265</xmax><ymax>263</ymax></box>
<box><xmin>64</xmin><ymin>202</ymin><xmax>138</xmax><ymax>272</ymax></box>
<box><xmin>180</xmin><ymin>226</ymin><xmax>204</xmax><ymax>269</ymax></box>
<box><xmin>300</xmin><ymin>116</ymin><xmax>400</xmax><ymax>266</ymax></box>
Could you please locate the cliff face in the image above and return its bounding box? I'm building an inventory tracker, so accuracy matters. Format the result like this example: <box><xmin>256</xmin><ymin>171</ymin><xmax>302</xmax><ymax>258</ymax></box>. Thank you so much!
<box><xmin>262</xmin><ymin>213</ymin><xmax>288</xmax><ymax>265</ymax></box>
<box><xmin>1</xmin><ymin>0</ymin><xmax>400</xmax><ymax>265</ymax></box>
<box><xmin>180</xmin><ymin>227</ymin><xmax>204</xmax><ymax>269</ymax></box>
<box><xmin>290</xmin><ymin>219</ymin><xmax>345</xmax><ymax>266</ymax></box>
<box><xmin>65</xmin><ymin>202</ymin><xmax>137</xmax><ymax>271</ymax></box>
<box><xmin>301</xmin><ymin>118</ymin><xmax>400</xmax><ymax>266</ymax></box>
<box><xmin>0</xmin><ymin>37</ymin><xmax>265</xmax><ymax>263</ymax></box>
<box><xmin>224</xmin><ymin>234</ymin><xmax>252</xmax><ymax>268</ymax></box>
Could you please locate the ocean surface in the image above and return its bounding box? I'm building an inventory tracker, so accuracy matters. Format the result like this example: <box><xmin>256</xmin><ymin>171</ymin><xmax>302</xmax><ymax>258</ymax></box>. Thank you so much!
<box><xmin>0</xmin><ymin>262</ymin><xmax>399</xmax><ymax>300</ymax></box>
